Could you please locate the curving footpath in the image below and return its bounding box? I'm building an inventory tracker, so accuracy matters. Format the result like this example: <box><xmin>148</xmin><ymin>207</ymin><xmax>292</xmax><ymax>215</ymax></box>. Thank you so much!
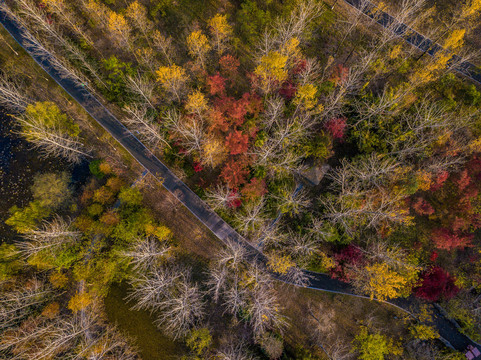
<box><xmin>0</xmin><ymin>2</ymin><xmax>480</xmax><ymax>356</ymax></box>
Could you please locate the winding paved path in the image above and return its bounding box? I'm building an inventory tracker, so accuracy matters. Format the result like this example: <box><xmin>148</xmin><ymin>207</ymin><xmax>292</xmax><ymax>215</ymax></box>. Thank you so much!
<box><xmin>1</xmin><ymin>2</ymin><xmax>480</xmax><ymax>355</ymax></box>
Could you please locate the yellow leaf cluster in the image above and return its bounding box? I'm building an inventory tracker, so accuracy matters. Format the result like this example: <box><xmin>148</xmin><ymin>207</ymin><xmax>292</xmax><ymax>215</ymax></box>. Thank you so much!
<box><xmin>126</xmin><ymin>1</ymin><xmax>147</xmax><ymax>24</ymax></box>
<box><xmin>185</xmin><ymin>90</ymin><xmax>209</xmax><ymax>113</ymax></box>
<box><xmin>319</xmin><ymin>252</ymin><xmax>336</xmax><ymax>271</ymax></box>
<box><xmin>389</xmin><ymin>44</ymin><xmax>402</xmax><ymax>59</ymax></box>
<box><xmin>108</xmin><ymin>12</ymin><xmax>129</xmax><ymax>38</ymax></box>
<box><xmin>201</xmin><ymin>136</ymin><xmax>227</xmax><ymax>167</ymax></box>
<box><xmin>267</xmin><ymin>254</ymin><xmax>295</xmax><ymax>275</ymax></box>
<box><xmin>49</xmin><ymin>272</ymin><xmax>69</xmax><ymax>289</ymax></box>
<box><xmin>294</xmin><ymin>83</ymin><xmax>318</xmax><ymax>110</ymax></box>
<box><xmin>41</xmin><ymin>0</ymin><xmax>64</xmax><ymax>10</ymax></box>
<box><xmin>281</xmin><ymin>37</ymin><xmax>300</xmax><ymax>59</ymax></box>
<box><xmin>416</xmin><ymin>170</ymin><xmax>432</xmax><ymax>191</ymax></box>
<box><xmin>156</xmin><ymin>64</ymin><xmax>187</xmax><ymax>86</ymax></box>
<box><xmin>411</xmin><ymin>53</ymin><xmax>450</xmax><ymax>84</ymax></box>
<box><xmin>145</xmin><ymin>224</ymin><xmax>172</xmax><ymax>241</ymax></box>
<box><xmin>410</xmin><ymin>324</ymin><xmax>439</xmax><ymax>340</ymax></box>
<box><xmin>255</xmin><ymin>51</ymin><xmax>288</xmax><ymax>83</ymax></box>
<box><xmin>41</xmin><ymin>302</ymin><xmax>60</xmax><ymax>319</ymax></box>
<box><xmin>444</xmin><ymin>29</ymin><xmax>465</xmax><ymax>51</ymax></box>
<box><xmin>463</xmin><ymin>0</ymin><xmax>481</xmax><ymax>17</ymax></box>
<box><xmin>68</xmin><ymin>292</ymin><xmax>93</xmax><ymax>313</ymax></box>
<box><xmin>208</xmin><ymin>14</ymin><xmax>232</xmax><ymax>39</ymax></box>
<box><xmin>469</xmin><ymin>137</ymin><xmax>481</xmax><ymax>153</ymax></box>
<box><xmin>187</xmin><ymin>30</ymin><xmax>211</xmax><ymax>58</ymax></box>
<box><xmin>365</xmin><ymin>262</ymin><xmax>408</xmax><ymax>301</ymax></box>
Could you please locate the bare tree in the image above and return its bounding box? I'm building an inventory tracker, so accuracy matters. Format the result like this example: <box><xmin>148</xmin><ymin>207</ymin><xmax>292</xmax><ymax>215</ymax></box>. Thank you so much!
<box><xmin>248</xmin><ymin>282</ymin><xmax>288</xmax><ymax>336</ymax></box>
<box><xmin>155</xmin><ymin>280</ymin><xmax>205</xmax><ymax>339</ymax></box>
<box><xmin>233</xmin><ymin>198</ymin><xmax>267</xmax><ymax>236</ymax></box>
<box><xmin>163</xmin><ymin>108</ymin><xmax>205</xmax><ymax>155</ymax></box>
<box><xmin>319</xmin><ymin>154</ymin><xmax>413</xmax><ymax>234</ymax></box>
<box><xmin>216</xmin><ymin>342</ymin><xmax>259</xmax><ymax>360</ymax></box>
<box><xmin>80</xmin><ymin>323</ymin><xmax>139</xmax><ymax>360</ymax></box>
<box><xmin>275</xmin><ymin>0</ymin><xmax>324</xmax><ymax>45</ymax></box>
<box><xmin>0</xmin><ymin>73</ymin><xmax>29</xmax><ymax>113</ymax></box>
<box><xmin>152</xmin><ymin>30</ymin><xmax>176</xmax><ymax>65</ymax></box>
<box><xmin>283</xmin><ymin>265</ymin><xmax>310</xmax><ymax>287</ymax></box>
<box><xmin>127</xmin><ymin>266</ymin><xmax>181</xmax><ymax>312</ymax></box>
<box><xmin>272</xmin><ymin>185</ymin><xmax>311</xmax><ymax>216</ymax></box>
<box><xmin>123</xmin><ymin>103</ymin><xmax>168</xmax><ymax>150</ymax></box>
<box><xmin>39</xmin><ymin>0</ymin><xmax>94</xmax><ymax>47</ymax></box>
<box><xmin>0</xmin><ymin>279</ymin><xmax>52</xmax><ymax>330</ymax></box>
<box><xmin>17</xmin><ymin>217</ymin><xmax>80</xmax><ymax>259</ymax></box>
<box><xmin>0</xmin><ymin>312</ymin><xmax>95</xmax><ymax>359</ymax></box>
<box><xmin>205</xmin><ymin>184</ymin><xmax>240</xmax><ymax>211</ymax></box>
<box><xmin>252</xmin><ymin>114</ymin><xmax>310</xmax><ymax>178</ymax></box>
<box><xmin>125</xmin><ymin>73</ymin><xmax>157</xmax><ymax>109</ymax></box>
<box><xmin>121</xmin><ymin>236</ymin><xmax>173</xmax><ymax>272</ymax></box>
<box><xmin>15</xmin><ymin>112</ymin><xmax>89</xmax><ymax>163</ymax></box>
<box><xmin>127</xmin><ymin>263</ymin><xmax>205</xmax><ymax>339</ymax></box>
<box><xmin>286</xmin><ymin>232</ymin><xmax>319</xmax><ymax>262</ymax></box>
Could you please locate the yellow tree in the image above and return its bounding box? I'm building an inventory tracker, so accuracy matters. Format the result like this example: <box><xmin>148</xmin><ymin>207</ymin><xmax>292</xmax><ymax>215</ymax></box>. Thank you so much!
<box><xmin>156</xmin><ymin>64</ymin><xmax>188</xmax><ymax>101</ymax></box>
<box><xmin>83</xmin><ymin>0</ymin><xmax>111</xmax><ymax>29</ymax></box>
<box><xmin>108</xmin><ymin>12</ymin><xmax>133</xmax><ymax>48</ymax></box>
<box><xmin>355</xmin><ymin>262</ymin><xmax>409</xmax><ymax>301</ymax></box>
<box><xmin>187</xmin><ymin>30</ymin><xmax>211</xmax><ymax>69</ymax></box>
<box><xmin>461</xmin><ymin>0</ymin><xmax>481</xmax><ymax>19</ymax></box>
<box><xmin>294</xmin><ymin>83</ymin><xmax>318</xmax><ymax>110</ymax></box>
<box><xmin>126</xmin><ymin>1</ymin><xmax>152</xmax><ymax>41</ymax></box>
<box><xmin>281</xmin><ymin>37</ymin><xmax>301</xmax><ymax>68</ymax></box>
<box><xmin>254</xmin><ymin>51</ymin><xmax>288</xmax><ymax>94</ymax></box>
<box><xmin>207</xmin><ymin>14</ymin><xmax>233</xmax><ymax>53</ymax></box>
<box><xmin>68</xmin><ymin>292</ymin><xmax>93</xmax><ymax>313</ymax></box>
<box><xmin>201</xmin><ymin>136</ymin><xmax>227</xmax><ymax>168</ymax></box>
<box><xmin>444</xmin><ymin>29</ymin><xmax>466</xmax><ymax>51</ymax></box>
<box><xmin>185</xmin><ymin>90</ymin><xmax>209</xmax><ymax>115</ymax></box>
<box><xmin>267</xmin><ymin>254</ymin><xmax>295</xmax><ymax>275</ymax></box>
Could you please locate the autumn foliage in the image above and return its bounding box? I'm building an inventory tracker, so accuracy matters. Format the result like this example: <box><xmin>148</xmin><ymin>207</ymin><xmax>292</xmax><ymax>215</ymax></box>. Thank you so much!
<box><xmin>225</xmin><ymin>130</ymin><xmax>249</xmax><ymax>155</ymax></box>
<box><xmin>413</xmin><ymin>266</ymin><xmax>459</xmax><ymax>302</ymax></box>
<box><xmin>325</xmin><ymin>118</ymin><xmax>347</xmax><ymax>140</ymax></box>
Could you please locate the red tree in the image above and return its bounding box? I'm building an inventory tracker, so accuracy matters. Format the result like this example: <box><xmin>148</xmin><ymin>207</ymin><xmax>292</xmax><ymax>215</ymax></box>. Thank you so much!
<box><xmin>429</xmin><ymin>171</ymin><xmax>449</xmax><ymax>191</ymax></box>
<box><xmin>414</xmin><ymin>266</ymin><xmax>459</xmax><ymax>301</ymax></box>
<box><xmin>292</xmin><ymin>59</ymin><xmax>307</xmax><ymax>75</ymax></box>
<box><xmin>207</xmin><ymin>73</ymin><xmax>226</xmax><ymax>96</ymax></box>
<box><xmin>208</xmin><ymin>108</ymin><xmax>229</xmax><ymax>132</ymax></box>
<box><xmin>219</xmin><ymin>54</ymin><xmax>240</xmax><ymax>76</ymax></box>
<box><xmin>279</xmin><ymin>81</ymin><xmax>297</xmax><ymax>99</ymax></box>
<box><xmin>325</xmin><ymin>118</ymin><xmax>347</xmax><ymax>140</ymax></box>
<box><xmin>220</xmin><ymin>157</ymin><xmax>249</xmax><ymax>187</ymax></box>
<box><xmin>226</xmin><ymin>130</ymin><xmax>249</xmax><ymax>155</ymax></box>
<box><xmin>456</xmin><ymin>169</ymin><xmax>471</xmax><ymax>191</ymax></box>
<box><xmin>330</xmin><ymin>245</ymin><xmax>364</xmax><ymax>281</ymax></box>
<box><xmin>412</xmin><ymin>197</ymin><xmax>435</xmax><ymax>216</ymax></box>
<box><xmin>330</xmin><ymin>64</ymin><xmax>349</xmax><ymax>85</ymax></box>
<box><xmin>241</xmin><ymin>177</ymin><xmax>267</xmax><ymax>201</ymax></box>
<box><xmin>431</xmin><ymin>228</ymin><xmax>473</xmax><ymax>251</ymax></box>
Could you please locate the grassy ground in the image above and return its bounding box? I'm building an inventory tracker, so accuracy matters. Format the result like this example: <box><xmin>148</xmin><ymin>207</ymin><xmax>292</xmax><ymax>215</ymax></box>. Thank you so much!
<box><xmin>277</xmin><ymin>284</ymin><xmax>411</xmax><ymax>359</ymax></box>
<box><xmin>104</xmin><ymin>283</ymin><xmax>187</xmax><ymax>360</ymax></box>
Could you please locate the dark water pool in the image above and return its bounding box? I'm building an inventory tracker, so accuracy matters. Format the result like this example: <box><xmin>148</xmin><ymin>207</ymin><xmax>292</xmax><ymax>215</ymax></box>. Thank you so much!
<box><xmin>0</xmin><ymin>109</ymin><xmax>89</xmax><ymax>241</ymax></box>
